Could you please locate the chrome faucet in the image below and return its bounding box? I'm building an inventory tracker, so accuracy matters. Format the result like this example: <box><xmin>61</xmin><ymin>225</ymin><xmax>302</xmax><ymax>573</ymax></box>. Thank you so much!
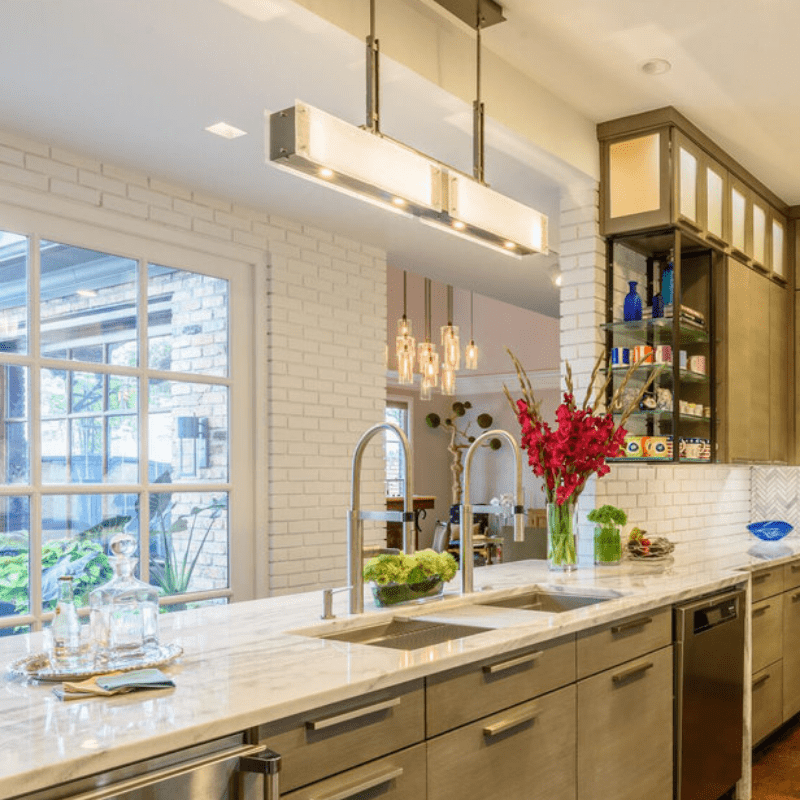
<box><xmin>347</xmin><ymin>421</ymin><xmax>414</xmax><ymax>614</ymax></box>
<box><xmin>459</xmin><ymin>429</ymin><xmax>526</xmax><ymax>595</ymax></box>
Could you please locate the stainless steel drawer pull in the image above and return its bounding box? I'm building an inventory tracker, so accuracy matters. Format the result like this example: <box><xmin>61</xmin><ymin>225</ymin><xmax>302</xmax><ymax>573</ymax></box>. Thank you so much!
<box><xmin>306</xmin><ymin>697</ymin><xmax>401</xmax><ymax>730</ymax></box>
<box><xmin>483</xmin><ymin>707</ymin><xmax>539</xmax><ymax>737</ymax></box>
<box><xmin>483</xmin><ymin>650</ymin><xmax>543</xmax><ymax>675</ymax></box>
<box><xmin>753</xmin><ymin>573</ymin><xmax>772</xmax><ymax>583</ymax></box>
<box><xmin>612</xmin><ymin>661</ymin><xmax>654</xmax><ymax>684</ymax></box>
<box><xmin>310</xmin><ymin>766</ymin><xmax>404</xmax><ymax>800</ymax></box>
<box><xmin>752</xmin><ymin>604</ymin><xmax>772</xmax><ymax>615</ymax></box>
<box><xmin>63</xmin><ymin>743</ymin><xmax>269</xmax><ymax>800</ymax></box>
<box><xmin>611</xmin><ymin>616</ymin><xmax>652</xmax><ymax>635</ymax></box>
<box><xmin>752</xmin><ymin>673</ymin><xmax>771</xmax><ymax>689</ymax></box>
<box><xmin>792</xmin><ymin>592</ymin><xmax>800</xmax><ymax>602</ymax></box>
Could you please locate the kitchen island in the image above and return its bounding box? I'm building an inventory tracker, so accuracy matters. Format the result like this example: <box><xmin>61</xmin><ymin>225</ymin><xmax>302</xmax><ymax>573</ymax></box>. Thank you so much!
<box><xmin>2</xmin><ymin>538</ymin><xmax>797</xmax><ymax>800</ymax></box>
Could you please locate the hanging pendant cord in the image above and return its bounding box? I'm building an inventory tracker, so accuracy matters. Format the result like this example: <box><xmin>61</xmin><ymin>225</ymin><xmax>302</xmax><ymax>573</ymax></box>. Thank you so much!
<box><xmin>447</xmin><ymin>285</ymin><xmax>454</xmax><ymax>326</ymax></box>
<box><xmin>424</xmin><ymin>278</ymin><xmax>431</xmax><ymax>342</ymax></box>
<box><xmin>470</xmin><ymin>291</ymin><xmax>474</xmax><ymax>340</ymax></box>
<box><xmin>402</xmin><ymin>270</ymin><xmax>408</xmax><ymax>318</ymax></box>
<box><xmin>473</xmin><ymin>3</ymin><xmax>485</xmax><ymax>183</ymax></box>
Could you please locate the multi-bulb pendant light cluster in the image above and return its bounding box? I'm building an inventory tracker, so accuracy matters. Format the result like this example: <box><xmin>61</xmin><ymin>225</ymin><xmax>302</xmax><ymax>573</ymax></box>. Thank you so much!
<box><xmin>395</xmin><ymin>272</ymin><xmax>478</xmax><ymax>400</ymax></box>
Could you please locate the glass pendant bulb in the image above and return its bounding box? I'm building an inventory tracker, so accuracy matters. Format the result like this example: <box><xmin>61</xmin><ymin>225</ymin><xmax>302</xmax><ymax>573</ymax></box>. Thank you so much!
<box><xmin>440</xmin><ymin>324</ymin><xmax>460</xmax><ymax>370</ymax></box>
<box><xmin>465</xmin><ymin>339</ymin><xmax>479</xmax><ymax>370</ymax></box>
<box><xmin>396</xmin><ymin>336</ymin><xmax>416</xmax><ymax>384</ymax></box>
<box><xmin>441</xmin><ymin>364</ymin><xmax>456</xmax><ymax>396</ymax></box>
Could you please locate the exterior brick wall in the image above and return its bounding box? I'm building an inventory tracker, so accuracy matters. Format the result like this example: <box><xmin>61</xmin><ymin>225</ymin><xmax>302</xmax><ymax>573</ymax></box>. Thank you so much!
<box><xmin>0</xmin><ymin>125</ymin><xmax>387</xmax><ymax>598</ymax></box>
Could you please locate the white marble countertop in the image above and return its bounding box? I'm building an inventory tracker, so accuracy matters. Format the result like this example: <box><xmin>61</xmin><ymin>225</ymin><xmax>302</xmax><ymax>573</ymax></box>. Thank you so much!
<box><xmin>2</xmin><ymin>535</ymin><xmax>798</xmax><ymax>798</ymax></box>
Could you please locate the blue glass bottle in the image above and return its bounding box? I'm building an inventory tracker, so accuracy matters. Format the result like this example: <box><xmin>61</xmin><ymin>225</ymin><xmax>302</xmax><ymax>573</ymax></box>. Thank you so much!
<box><xmin>623</xmin><ymin>281</ymin><xmax>643</xmax><ymax>321</ymax></box>
<box><xmin>662</xmin><ymin>251</ymin><xmax>674</xmax><ymax>306</ymax></box>
<box><xmin>652</xmin><ymin>292</ymin><xmax>664</xmax><ymax>318</ymax></box>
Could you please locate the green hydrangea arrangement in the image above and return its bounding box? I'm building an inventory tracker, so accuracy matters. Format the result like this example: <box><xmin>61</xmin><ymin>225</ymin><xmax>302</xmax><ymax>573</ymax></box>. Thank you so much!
<box><xmin>363</xmin><ymin>549</ymin><xmax>458</xmax><ymax>586</ymax></box>
<box><xmin>587</xmin><ymin>504</ymin><xmax>627</xmax><ymax>564</ymax></box>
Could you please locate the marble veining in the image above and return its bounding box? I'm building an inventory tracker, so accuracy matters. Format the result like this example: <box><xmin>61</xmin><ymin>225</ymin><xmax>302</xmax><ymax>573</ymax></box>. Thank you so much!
<box><xmin>0</xmin><ymin>536</ymin><xmax>794</xmax><ymax>798</ymax></box>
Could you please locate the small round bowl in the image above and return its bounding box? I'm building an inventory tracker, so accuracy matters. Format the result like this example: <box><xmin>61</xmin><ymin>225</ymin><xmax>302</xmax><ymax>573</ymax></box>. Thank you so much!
<box><xmin>747</xmin><ymin>520</ymin><xmax>793</xmax><ymax>542</ymax></box>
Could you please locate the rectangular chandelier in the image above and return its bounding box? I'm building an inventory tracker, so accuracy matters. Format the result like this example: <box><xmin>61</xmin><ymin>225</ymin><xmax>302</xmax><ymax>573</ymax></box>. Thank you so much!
<box><xmin>267</xmin><ymin>101</ymin><xmax>548</xmax><ymax>257</ymax></box>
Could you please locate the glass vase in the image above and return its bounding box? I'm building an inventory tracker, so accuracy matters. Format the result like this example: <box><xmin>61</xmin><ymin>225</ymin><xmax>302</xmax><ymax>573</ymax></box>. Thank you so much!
<box><xmin>547</xmin><ymin>501</ymin><xmax>577</xmax><ymax>571</ymax></box>
<box><xmin>623</xmin><ymin>281</ymin><xmax>643</xmax><ymax>321</ymax></box>
<box><xmin>593</xmin><ymin>525</ymin><xmax>622</xmax><ymax>566</ymax></box>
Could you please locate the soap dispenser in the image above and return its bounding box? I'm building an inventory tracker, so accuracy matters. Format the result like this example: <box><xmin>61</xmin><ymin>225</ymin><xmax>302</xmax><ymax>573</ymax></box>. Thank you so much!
<box><xmin>90</xmin><ymin>533</ymin><xmax>160</xmax><ymax>668</ymax></box>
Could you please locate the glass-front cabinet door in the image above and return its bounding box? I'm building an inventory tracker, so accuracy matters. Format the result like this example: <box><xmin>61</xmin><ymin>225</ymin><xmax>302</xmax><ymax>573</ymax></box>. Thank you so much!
<box><xmin>770</xmin><ymin>210</ymin><xmax>788</xmax><ymax>282</ymax></box>
<box><xmin>751</xmin><ymin>196</ymin><xmax>769</xmax><ymax>271</ymax></box>
<box><xmin>705</xmin><ymin>159</ymin><xmax>728</xmax><ymax>247</ymax></box>
<box><xmin>728</xmin><ymin>177</ymin><xmax>751</xmax><ymax>261</ymax></box>
<box><xmin>674</xmin><ymin>132</ymin><xmax>704</xmax><ymax>234</ymax></box>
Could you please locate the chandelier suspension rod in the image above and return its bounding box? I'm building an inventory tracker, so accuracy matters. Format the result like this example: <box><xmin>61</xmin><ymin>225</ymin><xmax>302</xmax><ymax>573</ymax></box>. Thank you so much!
<box><xmin>473</xmin><ymin>3</ymin><xmax>485</xmax><ymax>183</ymax></box>
<box><xmin>447</xmin><ymin>285</ymin><xmax>454</xmax><ymax>326</ymax></box>
<box><xmin>366</xmin><ymin>0</ymin><xmax>380</xmax><ymax>133</ymax></box>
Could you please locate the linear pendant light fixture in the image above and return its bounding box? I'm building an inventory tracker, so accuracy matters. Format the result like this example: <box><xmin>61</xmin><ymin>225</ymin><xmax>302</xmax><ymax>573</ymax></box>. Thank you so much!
<box><xmin>267</xmin><ymin>0</ymin><xmax>547</xmax><ymax>257</ymax></box>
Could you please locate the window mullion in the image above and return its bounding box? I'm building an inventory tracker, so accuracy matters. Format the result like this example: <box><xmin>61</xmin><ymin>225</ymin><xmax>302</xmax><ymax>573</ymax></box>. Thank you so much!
<box><xmin>139</xmin><ymin>257</ymin><xmax>150</xmax><ymax>583</ymax></box>
<box><xmin>28</xmin><ymin>234</ymin><xmax>42</xmax><ymax>630</ymax></box>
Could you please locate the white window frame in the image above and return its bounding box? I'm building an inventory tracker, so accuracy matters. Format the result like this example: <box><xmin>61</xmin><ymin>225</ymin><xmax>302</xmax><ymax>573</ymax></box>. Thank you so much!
<box><xmin>0</xmin><ymin>204</ymin><xmax>257</xmax><ymax>632</ymax></box>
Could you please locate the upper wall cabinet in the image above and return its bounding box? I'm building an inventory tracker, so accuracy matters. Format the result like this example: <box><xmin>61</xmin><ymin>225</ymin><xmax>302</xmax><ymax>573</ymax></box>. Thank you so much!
<box><xmin>599</xmin><ymin>108</ymin><xmax>790</xmax><ymax>284</ymax></box>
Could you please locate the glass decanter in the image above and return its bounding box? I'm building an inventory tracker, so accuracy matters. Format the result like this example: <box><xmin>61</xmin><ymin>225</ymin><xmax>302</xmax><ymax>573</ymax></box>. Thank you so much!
<box><xmin>90</xmin><ymin>533</ymin><xmax>160</xmax><ymax>668</ymax></box>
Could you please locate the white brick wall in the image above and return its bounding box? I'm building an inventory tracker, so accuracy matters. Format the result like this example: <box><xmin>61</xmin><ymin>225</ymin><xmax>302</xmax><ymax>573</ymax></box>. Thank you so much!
<box><xmin>0</xmin><ymin>126</ymin><xmax>387</xmax><ymax>597</ymax></box>
<box><xmin>558</xmin><ymin>184</ymin><xmax>752</xmax><ymax>563</ymax></box>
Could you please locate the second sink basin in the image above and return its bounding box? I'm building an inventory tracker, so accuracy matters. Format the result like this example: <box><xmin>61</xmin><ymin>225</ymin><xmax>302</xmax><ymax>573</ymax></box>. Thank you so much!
<box><xmin>316</xmin><ymin>618</ymin><xmax>491</xmax><ymax>650</ymax></box>
<box><xmin>477</xmin><ymin>590</ymin><xmax>617</xmax><ymax>613</ymax></box>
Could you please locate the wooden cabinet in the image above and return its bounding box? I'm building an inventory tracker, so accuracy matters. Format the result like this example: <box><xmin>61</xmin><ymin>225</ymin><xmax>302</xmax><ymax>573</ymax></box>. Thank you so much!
<box><xmin>752</xmin><ymin>594</ymin><xmax>783</xmax><ymax>673</ymax></box>
<box><xmin>722</xmin><ymin>258</ymin><xmax>789</xmax><ymax>463</ymax></box>
<box><xmin>577</xmin><ymin>645</ymin><xmax>673</xmax><ymax>800</ymax></box>
<box><xmin>427</xmin><ymin>685</ymin><xmax>576</xmax><ymax>800</ymax></box>
<box><xmin>753</xmin><ymin>661</ymin><xmax>784</xmax><ymax>745</ymax></box>
<box><xmin>770</xmin><ymin>209</ymin><xmax>789</xmax><ymax>282</ymax></box>
<box><xmin>783</xmin><ymin>586</ymin><xmax>800</xmax><ymax>721</ymax></box>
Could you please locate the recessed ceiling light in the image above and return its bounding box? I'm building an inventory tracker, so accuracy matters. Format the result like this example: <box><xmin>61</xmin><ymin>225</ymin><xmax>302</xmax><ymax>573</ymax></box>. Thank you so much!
<box><xmin>641</xmin><ymin>59</ymin><xmax>671</xmax><ymax>76</ymax></box>
<box><xmin>319</xmin><ymin>167</ymin><xmax>334</xmax><ymax>179</ymax></box>
<box><xmin>503</xmin><ymin>241</ymin><xmax>516</xmax><ymax>250</ymax></box>
<box><xmin>392</xmin><ymin>197</ymin><xmax>407</xmax><ymax>207</ymax></box>
<box><xmin>205</xmin><ymin>122</ymin><xmax>248</xmax><ymax>139</ymax></box>
<box><xmin>452</xmin><ymin>220</ymin><xmax>466</xmax><ymax>230</ymax></box>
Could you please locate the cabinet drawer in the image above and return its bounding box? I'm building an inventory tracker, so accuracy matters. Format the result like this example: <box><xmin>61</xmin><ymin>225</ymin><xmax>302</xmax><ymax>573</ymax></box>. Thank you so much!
<box><xmin>752</xmin><ymin>567</ymin><xmax>784</xmax><ymax>601</ymax></box>
<box><xmin>578</xmin><ymin>645</ymin><xmax>673</xmax><ymax>800</ymax></box>
<box><xmin>784</xmin><ymin>560</ymin><xmax>800</xmax><ymax>592</ymax></box>
<box><xmin>752</xmin><ymin>661</ymin><xmax>783</xmax><ymax>745</ymax></box>
<box><xmin>427</xmin><ymin>684</ymin><xmax>576</xmax><ymax>800</ymax></box>
<box><xmin>577</xmin><ymin>607</ymin><xmax>670</xmax><ymax>679</ymax></box>
<box><xmin>783</xmin><ymin>587</ymin><xmax>800</xmax><ymax>721</ymax></box>
<box><xmin>426</xmin><ymin>635</ymin><xmax>575</xmax><ymax>736</ymax></box>
<box><xmin>752</xmin><ymin>594</ymin><xmax>783</xmax><ymax>673</ymax></box>
<box><xmin>282</xmin><ymin>743</ymin><xmax>425</xmax><ymax>800</ymax></box>
<box><xmin>259</xmin><ymin>682</ymin><xmax>424</xmax><ymax>793</ymax></box>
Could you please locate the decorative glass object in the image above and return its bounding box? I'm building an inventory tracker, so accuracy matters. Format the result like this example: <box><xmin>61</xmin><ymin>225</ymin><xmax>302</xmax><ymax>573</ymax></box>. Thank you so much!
<box><xmin>50</xmin><ymin>576</ymin><xmax>81</xmax><ymax>670</ymax></box>
<box><xmin>90</xmin><ymin>533</ymin><xmax>160</xmax><ymax>669</ymax></box>
<box><xmin>547</xmin><ymin>501</ymin><xmax>577</xmax><ymax>571</ymax></box>
<box><xmin>593</xmin><ymin>525</ymin><xmax>622</xmax><ymax>565</ymax></box>
<box><xmin>747</xmin><ymin>520</ymin><xmax>793</xmax><ymax>542</ymax></box>
<box><xmin>662</xmin><ymin>252</ymin><xmax>674</xmax><ymax>305</ymax></box>
<box><xmin>623</xmin><ymin>281</ymin><xmax>642</xmax><ymax>321</ymax></box>
<box><xmin>652</xmin><ymin>292</ymin><xmax>664</xmax><ymax>319</ymax></box>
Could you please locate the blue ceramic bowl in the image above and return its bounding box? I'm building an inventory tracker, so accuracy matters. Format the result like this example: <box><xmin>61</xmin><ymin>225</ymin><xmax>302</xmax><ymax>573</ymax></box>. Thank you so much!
<box><xmin>747</xmin><ymin>520</ymin><xmax>794</xmax><ymax>542</ymax></box>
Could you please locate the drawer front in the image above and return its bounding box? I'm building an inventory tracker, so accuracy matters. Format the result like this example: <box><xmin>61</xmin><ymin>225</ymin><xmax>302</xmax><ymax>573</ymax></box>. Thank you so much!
<box><xmin>783</xmin><ymin>587</ymin><xmax>800</xmax><ymax>720</ymax></box>
<box><xmin>577</xmin><ymin>607</ymin><xmax>671</xmax><ymax>679</ymax></box>
<box><xmin>752</xmin><ymin>567</ymin><xmax>785</xmax><ymax>601</ymax></box>
<box><xmin>578</xmin><ymin>645</ymin><xmax>673</xmax><ymax>800</ymax></box>
<box><xmin>282</xmin><ymin>744</ymin><xmax>426</xmax><ymax>800</ymax></box>
<box><xmin>784</xmin><ymin>560</ymin><xmax>800</xmax><ymax>592</ymax></box>
<box><xmin>752</xmin><ymin>661</ymin><xmax>783</xmax><ymax>745</ymax></box>
<box><xmin>427</xmin><ymin>684</ymin><xmax>576</xmax><ymax>800</ymax></box>
<box><xmin>260</xmin><ymin>682</ymin><xmax>425</xmax><ymax>793</ymax></box>
<box><xmin>752</xmin><ymin>594</ymin><xmax>783</xmax><ymax>673</ymax></box>
<box><xmin>426</xmin><ymin>635</ymin><xmax>576</xmax><ymax>736</ymax></box>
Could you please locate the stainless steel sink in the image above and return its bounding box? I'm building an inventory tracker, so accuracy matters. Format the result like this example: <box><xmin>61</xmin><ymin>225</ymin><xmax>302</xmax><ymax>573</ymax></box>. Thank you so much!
<box><xmin>311</xmin><ymin>618</ymin><xmax>491</xmax><ymax>650</ymax></box>
<box><xmin>477</xmin><ymin>590</ymin><xmax>617</xmax><ymax>613</ymax></box>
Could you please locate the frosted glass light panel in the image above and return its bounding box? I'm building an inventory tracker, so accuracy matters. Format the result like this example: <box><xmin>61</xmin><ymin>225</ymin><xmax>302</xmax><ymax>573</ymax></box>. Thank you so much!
<box><xmin>608</xmin><ymin>133</ymin><xmax>661</xmax><ymax>219</ymax></box>
<box><xmin>678</xmin><ymin>146</ymin><xmax>698</xmax><ymax>222</ymax></box>
<box><xmin>0</xmin><ymin>495</ymin><xmax>29</xmax><ymax>624</ymax></box>
<box><xmin>149</xmin><ymin>380</ymin><xmax>228</xmax><ymax>483</ymax></box>
<box><xmin>731</xmin><ymin>187</ymin><xmax>746</xmax><ymax>252</ymax></box>
<box><xmin>148</xmin><ymin>265</ymin><xmax>229</xmax><ymax>377</ymax></box>
<box><xmin>752</xmin><ymin>202</ymin><xmax>767</xmax><ymax>265</ymax></box>
<box><xmin>3</xmin><ymin>366</ymin><xmax>29</xmax><ymax>484</ymax></box>
<box><xmin>706</xmin><ymin>166</ymin><xmax>725</xmax><ymax>238</ymax></box>
<box><xmin>147</xmin><ymin>491</ymin><xmax>229</xmax><ymax>596</ymax></box>
<box><xmin>0</xmin><ymin>231</ymin><xmax>28</xmax><ymax>354</ymax></box>
<box><xmin>40</xmin><ymin>368</ymin><xmax>138</xmax><ymax>484</ymax></box>
<box><xmin>40</xmin><ymin>241</ymin><xmax>137</xmax><ymax>365</ymax></box>
<box><xmin>41</xmin><ymin>493</ymin><xmax>137</xmax><ymax>609</ymax></box>
<box><xmin>772</xmin><ymin>218</ymin><xmax>786</xmax><ymax>278</ymax></box>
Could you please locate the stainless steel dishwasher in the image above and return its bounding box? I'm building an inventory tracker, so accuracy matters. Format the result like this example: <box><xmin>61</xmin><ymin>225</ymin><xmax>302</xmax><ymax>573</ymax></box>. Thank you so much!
<box><xmin>674</xmin><ymin>588</ymin><xmax>745</xmax><ymax>800</ymax></box>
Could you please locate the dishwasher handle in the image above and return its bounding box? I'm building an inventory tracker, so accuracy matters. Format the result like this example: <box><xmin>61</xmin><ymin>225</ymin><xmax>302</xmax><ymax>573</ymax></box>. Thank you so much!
<box><xmin>689</xmin><ymin>592</ymin><xmax>742</xmax><ymax>635</ymax></box>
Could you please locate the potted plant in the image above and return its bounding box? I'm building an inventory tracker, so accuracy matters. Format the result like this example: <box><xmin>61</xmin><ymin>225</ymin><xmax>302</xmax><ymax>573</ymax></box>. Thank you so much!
<box><xmin>363</xmin><ymin>550</ymin><xmax>458</xmax><ymax>607</ymax></box>
<box><xmin>587</xmin><ymin>504</ymin><xmax>627</xmax><ymax>565</ymax></box>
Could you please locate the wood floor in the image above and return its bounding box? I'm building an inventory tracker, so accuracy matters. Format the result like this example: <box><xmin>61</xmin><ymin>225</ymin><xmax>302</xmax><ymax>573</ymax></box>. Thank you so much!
<box><xmin>752</xmin><ymin>716</ymin><xmax>800</xmax><ymax>799</ymax></box>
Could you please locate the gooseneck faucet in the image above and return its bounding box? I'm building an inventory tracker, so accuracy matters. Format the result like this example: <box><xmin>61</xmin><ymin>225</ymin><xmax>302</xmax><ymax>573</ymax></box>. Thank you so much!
<box><xmin>347</xmin><ymin>421</ymin><xmax>414</xmax><ymax>614</ymax></box>
<box><xmin>459</xmin><ymin>429</ymin><xmax>526</xmax><ymax>596</ymax></box>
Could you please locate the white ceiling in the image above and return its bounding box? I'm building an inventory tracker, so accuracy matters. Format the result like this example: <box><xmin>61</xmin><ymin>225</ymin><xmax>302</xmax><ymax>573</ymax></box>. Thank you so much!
<box><xmin>0</xmin><ymin>0</ymin><xmax>796</xmax><ymax>321</ymax></box>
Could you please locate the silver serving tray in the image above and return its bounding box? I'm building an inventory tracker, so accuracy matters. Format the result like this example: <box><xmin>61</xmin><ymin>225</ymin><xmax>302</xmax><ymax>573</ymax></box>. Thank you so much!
<box><xmin>7</xmin><ymin>642</ymin><xmax>183</xmax><ymax>682</ymax></box>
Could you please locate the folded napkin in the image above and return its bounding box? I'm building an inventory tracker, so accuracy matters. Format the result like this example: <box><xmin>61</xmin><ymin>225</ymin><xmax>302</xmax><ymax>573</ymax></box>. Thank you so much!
<box><xmin>53</xmin><ymin>668</ymin><xmax>175</xmax><ymax>701</ymax></box>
